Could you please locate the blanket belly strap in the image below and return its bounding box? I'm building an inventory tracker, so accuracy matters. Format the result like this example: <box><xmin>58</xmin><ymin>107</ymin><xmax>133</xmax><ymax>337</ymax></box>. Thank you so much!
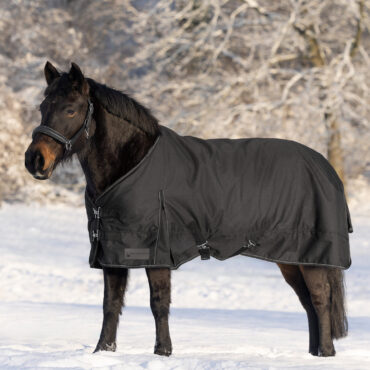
<box><xmin>198</xmin><ymin>241</ymin><xmax>210</xmax><ymax>260</ymax></box>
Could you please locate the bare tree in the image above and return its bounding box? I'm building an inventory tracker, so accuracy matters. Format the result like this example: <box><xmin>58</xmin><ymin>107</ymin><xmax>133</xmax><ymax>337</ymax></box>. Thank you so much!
<box><xmin>0</xmin><ymin>0</ymin><xmax>369</xmax><ymax>202</ymax></box>
<box><xmin>293</xmin><ymin>0</ymin><xmax>366</xmax><ymax>188</ymax></box>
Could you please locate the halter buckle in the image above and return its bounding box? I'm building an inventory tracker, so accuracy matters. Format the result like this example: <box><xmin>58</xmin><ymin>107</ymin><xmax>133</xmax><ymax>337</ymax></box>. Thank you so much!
<box><xmin>65</xmin><ymin>141</ymin><xmax>72</xmax><ymax>152</ymax></box>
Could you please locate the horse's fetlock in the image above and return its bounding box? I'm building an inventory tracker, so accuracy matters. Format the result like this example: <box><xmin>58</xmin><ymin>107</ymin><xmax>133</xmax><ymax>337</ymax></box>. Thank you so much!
<box><xmin>93</xmin><ymin>341</ymin><xmax>117</xmax><ymax>353</ymax></box>
<box><xmin>154</xmin><ymin>338</ymin><xmax>172</xmax><ymax>357</ymax></box>
<box><xmin>319</xmin><ymin>345</ymin><xmax>336</xmax><ymax>357</ymax></box>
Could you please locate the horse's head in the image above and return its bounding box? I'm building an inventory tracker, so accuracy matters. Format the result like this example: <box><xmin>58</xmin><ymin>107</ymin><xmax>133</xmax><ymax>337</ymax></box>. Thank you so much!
<box><xmin>25</xmin><ymin>61</ymin><xmax>92</xmax><ymax>180</ymax></box>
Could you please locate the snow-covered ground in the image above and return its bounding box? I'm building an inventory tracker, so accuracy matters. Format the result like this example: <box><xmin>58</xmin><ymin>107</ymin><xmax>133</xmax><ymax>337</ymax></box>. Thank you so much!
<box><xmin>0</xmin><ymin>193</ymin><xmax>369</xmax><ymax>369</ymax></box>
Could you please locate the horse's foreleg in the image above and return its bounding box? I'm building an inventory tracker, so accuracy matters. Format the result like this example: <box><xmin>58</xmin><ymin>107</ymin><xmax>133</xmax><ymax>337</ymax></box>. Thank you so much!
<box><xmin>94</xmin><ymin>267</ymin><xmax>129</xmax><ymax>353</ymax></box>
<box><xmin>146</xmin><ymin>267</ymin><xmax>172</xmax><ymax>356</ymax></box>
<box><xmin>278</xmin><ymin>263</ymin><xmax>320</xmax><ymax>355</ymax></box>
<box><xmin>300</xmin><ymin>266</ymin><xmax>335</xmax><ymax>356</ymax></box>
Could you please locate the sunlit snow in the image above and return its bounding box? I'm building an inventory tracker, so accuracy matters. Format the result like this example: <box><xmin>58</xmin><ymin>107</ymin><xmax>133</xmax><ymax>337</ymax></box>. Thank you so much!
<box><xmin>0</xmin><ymin>188</ymin><xmax>369</xmax><ymax>369</ymax></box>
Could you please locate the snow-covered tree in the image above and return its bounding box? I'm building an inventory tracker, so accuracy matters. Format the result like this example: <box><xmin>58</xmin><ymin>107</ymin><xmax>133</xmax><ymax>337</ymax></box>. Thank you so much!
<box><xmin>0</xmin><ymin>0</ymin><xmax>369</xmax><ymax>202</ymax></box>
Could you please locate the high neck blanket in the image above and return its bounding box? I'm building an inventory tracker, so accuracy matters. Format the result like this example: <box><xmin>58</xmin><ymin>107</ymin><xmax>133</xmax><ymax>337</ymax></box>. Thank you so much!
<box><xmin>85</xmin><ymin>126</ymin><xmax>352</xmax><ymax>270</ymax></box>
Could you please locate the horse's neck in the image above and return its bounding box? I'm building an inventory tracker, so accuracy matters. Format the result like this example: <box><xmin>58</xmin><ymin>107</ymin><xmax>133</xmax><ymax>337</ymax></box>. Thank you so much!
<box><xmin>78</xmin><ymin>106</ymin><xmax>157</xmax><ymax>200</ymax></box>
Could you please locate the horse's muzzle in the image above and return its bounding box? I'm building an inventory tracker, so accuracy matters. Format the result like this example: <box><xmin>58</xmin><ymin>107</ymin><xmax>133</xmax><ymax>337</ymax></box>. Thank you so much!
<box><xmin>25</xmin><ymin>146</ymin><xmax>53</xmax><ymax>180</ymax></box>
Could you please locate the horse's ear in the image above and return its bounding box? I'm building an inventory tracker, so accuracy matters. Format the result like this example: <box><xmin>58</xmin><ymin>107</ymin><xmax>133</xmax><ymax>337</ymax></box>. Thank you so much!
<box><xmin>44</xmin><ymin>61</ymin><xmax>60</xmax><ymax>85</ymax></box>
<box><xmin>69</xmin><ymin>62</ymin><xmax>89</xmax><ymax>94</ymax></box>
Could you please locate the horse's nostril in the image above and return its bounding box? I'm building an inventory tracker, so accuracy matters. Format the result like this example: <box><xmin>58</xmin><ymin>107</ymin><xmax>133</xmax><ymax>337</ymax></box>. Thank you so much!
<box><xmin>25</xmin><ymin>149</ymin><xmax>35</xmax><ymax>173</ymax></box>
<box><xmin>25</xmin><ymin>149</ymin><xmax>45</xmax><ymax>174</ymax></box>
<box><xmin>34</xmin><ymin>150</ymin><xmax>45</xmax><ymax>172</ymax></box>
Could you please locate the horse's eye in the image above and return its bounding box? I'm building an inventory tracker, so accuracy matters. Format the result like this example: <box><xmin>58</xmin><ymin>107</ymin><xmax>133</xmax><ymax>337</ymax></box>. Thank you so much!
<box><xmin>67</xmin><ymin>109</ymin><xmax>76</xmax><ymax>117</ymax></box>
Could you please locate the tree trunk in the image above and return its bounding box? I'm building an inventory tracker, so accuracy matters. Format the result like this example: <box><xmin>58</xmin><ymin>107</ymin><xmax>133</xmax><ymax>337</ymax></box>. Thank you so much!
<box><xmin>326</xmin><ymin>113</ymin><xmax>346</xmax><ymax>190</ymax></box>
<box><xmin>294</xmin><ymin>21</ymin><xmax>348</xmax><ymax>192</ymax></box>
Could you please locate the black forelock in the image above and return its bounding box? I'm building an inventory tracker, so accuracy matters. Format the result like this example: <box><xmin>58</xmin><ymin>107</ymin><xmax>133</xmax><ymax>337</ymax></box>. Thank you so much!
<box><xmin>44</xmin><ymin>73</ymin><xmax>69</xmax><ymax>97</ymax></box>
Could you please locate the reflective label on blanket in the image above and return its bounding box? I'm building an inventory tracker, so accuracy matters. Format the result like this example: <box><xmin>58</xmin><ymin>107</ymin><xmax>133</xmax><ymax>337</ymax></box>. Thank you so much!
<box><xmin>123</xmin><ymin>248</ymin><xmax>150</xmax><ymax>260</ymax></box>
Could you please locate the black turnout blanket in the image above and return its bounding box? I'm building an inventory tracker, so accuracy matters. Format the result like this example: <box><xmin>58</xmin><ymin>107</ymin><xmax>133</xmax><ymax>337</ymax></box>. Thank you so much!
<box><xmin>86</xmin><ymin>125</ymin><xmax>352</xmax><ymax>270</ymax></box>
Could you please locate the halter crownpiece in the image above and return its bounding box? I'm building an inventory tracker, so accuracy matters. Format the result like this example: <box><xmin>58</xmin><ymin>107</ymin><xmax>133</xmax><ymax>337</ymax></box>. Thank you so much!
<box><xmin>32</xmin><ymin>98</ymin><xmax>94</xmax><ymax>153</ymax></box>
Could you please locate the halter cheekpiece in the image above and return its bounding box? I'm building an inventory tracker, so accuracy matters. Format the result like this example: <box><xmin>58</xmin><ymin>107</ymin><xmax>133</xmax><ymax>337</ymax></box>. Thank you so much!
<box><xmin>32</xmin><ymin>98</ymin><xmax>94</xmax><ymax>153</ymax></box>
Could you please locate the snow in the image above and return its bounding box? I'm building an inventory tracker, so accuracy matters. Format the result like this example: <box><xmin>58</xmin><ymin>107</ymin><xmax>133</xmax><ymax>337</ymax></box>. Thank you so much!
<box><xmin>0</xmin><ymin>194</ymin><xmax>370</xmax><ymax>369</ymax></box>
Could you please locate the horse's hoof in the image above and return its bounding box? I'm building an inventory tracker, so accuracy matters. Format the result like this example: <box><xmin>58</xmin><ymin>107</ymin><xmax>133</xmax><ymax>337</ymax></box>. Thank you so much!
<box><xmin>154</xmin><ymin>343</ymin><xmax>172</xmax><ymax>356</ymax></box>
<box><xmin>319</xmin><ymin>347</ymin><xmax>336</xmax><ymax>357</ymax></box>
<box><xmin>309</xmin><ymin>348</ymin><xmax>319</xmax><ymax>356</ymax></box>
<box><xmin>93</xmin><ymin>342</ymin><xmax>117</xmax><ymax>353</ymax></box>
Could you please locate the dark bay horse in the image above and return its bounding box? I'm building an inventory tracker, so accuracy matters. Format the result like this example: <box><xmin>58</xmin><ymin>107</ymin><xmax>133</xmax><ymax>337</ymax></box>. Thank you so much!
<box><xmin>25</xmin><ymin>62</ymin><xmax>348</xmax><ymax>357</ymax></box>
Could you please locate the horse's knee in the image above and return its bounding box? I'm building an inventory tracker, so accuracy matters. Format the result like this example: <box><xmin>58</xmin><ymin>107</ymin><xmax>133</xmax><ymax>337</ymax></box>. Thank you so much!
<box><xmin>146</xmin><ymin>268</ymin><xmax>171</xmax><ymax>318</ymax></box>
<box><xmin>103</xmin><ymin>298</ymin><xmax>124</xmax><ymax>315</ymax></box>
<box><xmin>150</xmin><ymin>285</ymin><xmax>170</xmax><ymax>317</ymax></box>
<box><xmin>102</xmin><ymin>268</ymin><xmax>128</xmax><ymax>318</ymax></box>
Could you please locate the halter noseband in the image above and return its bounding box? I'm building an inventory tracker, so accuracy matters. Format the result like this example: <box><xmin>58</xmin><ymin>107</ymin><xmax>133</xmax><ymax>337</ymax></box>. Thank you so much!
<box><xmin>32</xmin><ymin>98</ymin><xmax>94</xmax><ymax>153</ymax></box>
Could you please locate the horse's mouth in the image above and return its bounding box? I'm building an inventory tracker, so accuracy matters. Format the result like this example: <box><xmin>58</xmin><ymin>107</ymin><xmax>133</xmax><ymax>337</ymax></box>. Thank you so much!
<box><xmin>33</xmin><ymin>161</ymin><xmax>55</xmax><ymax>180</ymax></box>
<box><xmin>33</xmin><ymin>173</ymin><xmax>50</xmax><ymax>180</ymax></box>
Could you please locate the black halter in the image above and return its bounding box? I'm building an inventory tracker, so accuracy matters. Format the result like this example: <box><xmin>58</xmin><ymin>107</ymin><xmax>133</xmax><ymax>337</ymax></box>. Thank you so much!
<box><xmin>32</xmin><ymin>98</ymin><xmax>94</xmax><ymax>153</ymax></box>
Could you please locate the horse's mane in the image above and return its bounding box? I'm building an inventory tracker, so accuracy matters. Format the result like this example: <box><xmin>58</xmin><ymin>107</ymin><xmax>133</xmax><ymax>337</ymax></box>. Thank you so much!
<box><xmin>87</xmin><ymin>78</ymin><xmax>159</xmax><ymax>137</ymax></box>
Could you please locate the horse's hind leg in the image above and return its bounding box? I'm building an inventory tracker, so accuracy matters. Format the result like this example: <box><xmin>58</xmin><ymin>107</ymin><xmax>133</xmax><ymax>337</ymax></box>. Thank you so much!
<box><xmin>146</xmin><ymin>268</ymin><xmax>172</xmax><ymax>356</ymax></box>
<box><xmin>300</xmin><ymin>266</ymin><xmax>335</xmax><ymax>356</ymax></box>
<box><xmin>94</xmin><ymin>267</ymin><xmax>129</xmax><ymax>353</ymax></box>
<box><xmin>277</xmin><ymin>263</ymin><xmax>319</xmax><ymax>355</ymax></box>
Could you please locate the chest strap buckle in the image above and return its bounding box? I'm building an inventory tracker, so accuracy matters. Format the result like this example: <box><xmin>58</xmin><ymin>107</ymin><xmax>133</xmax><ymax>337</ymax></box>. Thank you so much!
<box><xmin>93</xmin><ymin>207</ymin><xmax>101</xmax><ymax>219</ymax></box>
<box><xmin>92</xmin><ymin>230</ymin><xmax>99</xmax><ymax>241</ymax></box>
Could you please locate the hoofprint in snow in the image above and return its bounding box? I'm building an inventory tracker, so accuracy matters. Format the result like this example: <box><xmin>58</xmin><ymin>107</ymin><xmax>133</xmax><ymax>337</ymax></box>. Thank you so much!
<box><xmin>0</xmin><ymin>191</ymin><xmax>369</xmax><ymax>369</ymax></box>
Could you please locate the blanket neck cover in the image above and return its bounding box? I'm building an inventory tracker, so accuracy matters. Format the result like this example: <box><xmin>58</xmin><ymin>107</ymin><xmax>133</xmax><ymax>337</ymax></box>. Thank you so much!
<box><xmin>86</xmin><ymin>126</ymin><xmax>352</xmax><ymax>270</ymax></box>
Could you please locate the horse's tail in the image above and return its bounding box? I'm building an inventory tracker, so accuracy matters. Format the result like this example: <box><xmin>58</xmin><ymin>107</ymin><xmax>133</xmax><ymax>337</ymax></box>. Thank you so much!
<box><xmin>328</xmin><ymin>268</ymin><xmax>348</xmax><ymax>339</ymax></box>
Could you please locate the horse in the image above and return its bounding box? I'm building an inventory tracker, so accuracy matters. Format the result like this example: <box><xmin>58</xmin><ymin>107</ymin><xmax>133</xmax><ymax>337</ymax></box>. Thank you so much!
<box><xmin>25</xmin><ymin>61</ymin><xmax>349</xmax><ymax>357</ymax></box>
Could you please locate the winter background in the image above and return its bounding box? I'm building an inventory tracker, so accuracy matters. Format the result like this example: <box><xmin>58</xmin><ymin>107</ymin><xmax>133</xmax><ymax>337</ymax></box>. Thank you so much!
<box><xmin>0</xmin><ymin>0</ymin><xmax>369</xmax><ymax>369</ymax></box>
